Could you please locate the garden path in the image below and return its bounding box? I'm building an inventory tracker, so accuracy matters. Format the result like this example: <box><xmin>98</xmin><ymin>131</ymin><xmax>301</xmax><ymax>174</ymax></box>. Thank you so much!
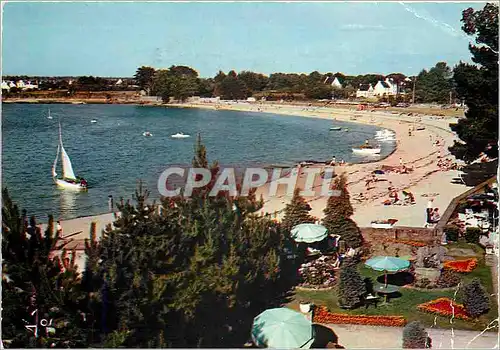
<box><xmin>327</xmin><ymin>323</ymin><xmax>498</xmax><ymax>348</ymax></box>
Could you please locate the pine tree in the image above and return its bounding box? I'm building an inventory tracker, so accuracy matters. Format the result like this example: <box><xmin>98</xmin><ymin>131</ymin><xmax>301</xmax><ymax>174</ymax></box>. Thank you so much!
<box><xmin>322</xmin><ymin>174</ymin><xmax>363</xmax><ymax>248</ymax></box>
<box><xmin>402</xmin><ymin>321</ymin><xmax>431</xmax><ymax>348</ymax></box>
<box><xmin>449</xmin><ymin>3</ymin><xmax>498</xmax><ymax>162</ymax></box>
<box><xmin>84</xmin><ymin>137</ymin><xmax>291</xmax><ymax>348</ymax></box>
<box><xmin>337</xmin><ymin>265</ymin><xmax>366</xmax><ymax>309</ymax></box>
<box><xmin>281</xmin><ymin>188</ymin><xmax>315</xmax><ymax>231</ymax></box>
<box><xmin>2</xmin><ymin>188</ymin><xmax>89</xmax><ymax>348</ymax></box>
<box><xmin>463</xmin><ymin>278</ymin><xmax>490</xmax><ymax>317</ymax></box>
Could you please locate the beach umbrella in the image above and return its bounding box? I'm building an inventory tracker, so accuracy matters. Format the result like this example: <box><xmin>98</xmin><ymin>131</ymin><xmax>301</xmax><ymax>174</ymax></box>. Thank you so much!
<box><xmin>290</xmin><ymin>223</ymin><xmax>328</xmax><ymax>243</ymax></box>
<box><xmin>365</xmin><ymin>256</ymin><xmax>410</xmax><ymax>287</ymax></box>
<box><xmin>251</xmin><ymin>308</ymin><xmax>314</xmax><ymax>349</ymax></box>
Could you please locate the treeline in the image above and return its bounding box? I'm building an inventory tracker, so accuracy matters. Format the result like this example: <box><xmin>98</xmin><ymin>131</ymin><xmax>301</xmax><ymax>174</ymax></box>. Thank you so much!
<box><xmin>3</xmin><ymin>76</ymin><xmax>136</xmax><ymax>93</ymax></box>
<box><xmin>134</xmin><ymin>61</ymin><xmax>461</xmax><ymax>104</ymax></box>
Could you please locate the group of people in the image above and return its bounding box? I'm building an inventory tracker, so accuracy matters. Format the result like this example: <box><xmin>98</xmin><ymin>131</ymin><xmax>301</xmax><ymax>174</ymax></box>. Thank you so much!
<box><xmin>383</xmin><ymin>188</ymin><xmax>416</xmax><ymax>206</ymax></box>
<box><xmin>425</xmin><ymin>199</ymin><xmax>441</xmax><ymax>226</ymax></box>
<box><xmin>329</xmin><ymin>156</ymin><xmax>346</xmax><ymax>166</ymax></box>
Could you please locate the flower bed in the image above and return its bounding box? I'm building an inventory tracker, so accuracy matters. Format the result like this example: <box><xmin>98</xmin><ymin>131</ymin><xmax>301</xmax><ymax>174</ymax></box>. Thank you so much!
<box><xmin>385</xmin><ymin>238</ymin><xmax>427</xmax><ymax>247</ymax></box>
<box><xmin>443</xmin><ymin>258</ymin><xmax>477</xmax><ymax>273</ymax></box>
<box><xmin>298</xmin><ymin>256</ymin><xmax>336</xmax><ymax>288</ymax></box>
<box><xmin>417</xmin><ymin>298</ymin><xmax>470</xmax><ymax>320</ymax></box>
<box><xmin>313</xmin><ymin>306</ymin><xmax>407</xmax><ymax>327</ymax></box>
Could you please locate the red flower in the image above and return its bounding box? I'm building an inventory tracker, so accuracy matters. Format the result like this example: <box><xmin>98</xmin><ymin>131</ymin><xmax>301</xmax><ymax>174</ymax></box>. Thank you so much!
<box><xmin>443</xmin><ymin>258</ymin><xmax>477</xmax><ymax>273</ymax></box>
<box><xmin>417</xmin><ymin>298</ymin><xmax>470</xmax><ymax>320</ymax></box>
<box><xmin>313</xmin><ymin>306</ymin><xmax>406</xmax><ymax>327</ymax></box>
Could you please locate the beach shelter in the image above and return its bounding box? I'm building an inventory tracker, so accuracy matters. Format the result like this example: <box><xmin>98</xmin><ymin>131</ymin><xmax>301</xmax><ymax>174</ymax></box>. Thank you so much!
<box><xmin>251</xmin><ymin>308</ymin><xmax>314</xmax><ymax>348</ymax></box>
<box><xmin>290</xmin><ymin>224</ymin><xmax>328</xmax><ymax>243</ymax></box>
<box><xmin>365</xmin><ymin>256</ymin><xmax>410</xmax><ymax>287</ymax></box>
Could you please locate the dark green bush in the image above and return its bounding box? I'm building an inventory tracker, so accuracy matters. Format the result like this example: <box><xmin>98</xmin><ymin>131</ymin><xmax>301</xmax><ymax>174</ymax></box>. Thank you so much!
<box><xmin>402</xmin><ymin>321</ymin><xmax>431</xmax><ymax>348</ymax></box>
<box><xmin>465</xmin><ymin>227</ymin><xmax>481</xmax><ymax>243</ymax></box>
<box><xmin>437</xmin><ymin>270</ymin><xmax>461</xmax><ymax>288</ymax></box>
<box><xmin>444</xmin><ymin>225</ymin><xmax>460</xmax><ymax>242</ymax></box>
<box><xmin>463</xmin><ymin>278</ymin><xmax>490</xmax><ymax>318</ymax></box>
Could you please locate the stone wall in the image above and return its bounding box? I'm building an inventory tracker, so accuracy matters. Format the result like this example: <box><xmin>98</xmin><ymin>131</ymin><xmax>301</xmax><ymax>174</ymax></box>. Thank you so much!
<box><xmin>360</xmin><ymin>226</ymin><xmax>440</xmax><ymax>244</ymax></box>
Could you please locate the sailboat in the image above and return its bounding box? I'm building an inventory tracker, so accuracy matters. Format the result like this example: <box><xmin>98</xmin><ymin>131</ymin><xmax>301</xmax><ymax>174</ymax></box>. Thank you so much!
<box><xmin>52</xmin><ymin>122</ymin><xmax>88</xmax><ymax>190</ymax></box>
<box><xmin>47</xmin><ymin>109</ymin><xmax>53</xmax><ymax>119</ymax></box>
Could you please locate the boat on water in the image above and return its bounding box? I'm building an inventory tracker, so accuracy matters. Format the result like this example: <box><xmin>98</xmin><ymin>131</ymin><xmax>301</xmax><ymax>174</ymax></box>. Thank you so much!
<box><xmin>171</xmin><ymin>132</ymin><xmax>191</xmax><ymax>138</ymax></box>
<box><xmin>52</xmin><ymin>123</ymin><xmax>88</xmax><ymax>190</ymax></box>
<box><xmin>91</xmin><ymin>119</ymin><xmax>97</xmax><ymax>123</ymax></box>
<box><xmin>143</xmin><ymin>131</ymin><xmax>153</xmax><ymax>137</ymax></box>
<box><xmin>329</xmin><ymin>127</ymin><xmax>342</xmax><ymax>131</ymax></box>
<box><xmin>47</xmin><ymin>109</ymin><xmax>53</xmax><ymax>119</ymax></box>
<box><xmin>352</xmin><ymin>141</ymin><xmax>381</xmax><ymax>155</ymax></box>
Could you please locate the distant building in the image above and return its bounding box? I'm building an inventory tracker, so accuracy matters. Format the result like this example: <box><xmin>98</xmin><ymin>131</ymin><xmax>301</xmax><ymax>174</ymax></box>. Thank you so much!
<box><xmin>115</xmin><ymin>79</ymin><xmax>123</xmax><ymax>85</ymax></box>
<box><xmin>357</xmin><ymin>78</ymin><xmax>400</xmax><ymax>98</ymax></box>
<box><xmin>24</xmin><ymin>81</ymin><xmax>39</xmax><ymax>90</ymax></box>
<box><xmin>324</xmin><ymin>76</ymin><xmax>343</xmax><ymax>89</ymax></box>
<box><xmin>1</xmin><ymin>81</ymin><xmax>10</xmax><ymax>90</ymax></box>
<box><xmin>356</xmin><ymin>84</ymin><xmax>374</xmax><ymax>98</ymax></box>
<box><xmin>16</xmin><ymin>80</ymin><xmax>26</xmax><ymax>89</ymax></box>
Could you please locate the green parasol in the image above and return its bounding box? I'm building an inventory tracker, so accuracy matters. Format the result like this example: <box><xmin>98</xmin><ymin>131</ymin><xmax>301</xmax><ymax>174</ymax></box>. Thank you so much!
<box><xmin>290</xmin><ymin>224</ymin><xmax>328</xmax><ymax>243</ymax></box>
<box><xmin>365</xmin><ymin>256</ymin><xmax>410</xmax><ymax>287</ymax></box>
<box><xmin>251</xmin><ymin>308</ymin><xmax>314</xmax><ymax>348</ymax></box>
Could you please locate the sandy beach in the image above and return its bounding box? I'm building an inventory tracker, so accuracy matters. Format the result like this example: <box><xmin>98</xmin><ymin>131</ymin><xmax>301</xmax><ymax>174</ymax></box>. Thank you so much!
<box><xmin>170</xmin><ymin>101</ymin><xmax>470</xmax><ymax>228</ymax></box>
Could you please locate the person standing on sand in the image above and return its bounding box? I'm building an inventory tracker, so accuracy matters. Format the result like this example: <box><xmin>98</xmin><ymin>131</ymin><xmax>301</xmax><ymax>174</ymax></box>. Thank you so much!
<box><xmin>427</xmin><ymin>198</ymin><xmax>434</xmax><ymax>209</ymax></box>
<box><xmin>56</xmin><ymin>221</ymin><xmax>63</xmax><ymax>237</ymax></box>
<box><xmin>108</xmin><ymin>195</ymin><xmax>114</xmax><ymax>212</ymax></box>
<box><xmin>399</xmin><ymin>157</ymin><xmax>403</xmax><ymax>166</ymax></box>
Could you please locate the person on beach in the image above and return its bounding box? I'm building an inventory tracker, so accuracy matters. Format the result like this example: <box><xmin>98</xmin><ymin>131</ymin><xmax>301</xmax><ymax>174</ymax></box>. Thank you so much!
<box><xmin>56</xmin><ymin>221</ymin><xmax>63</xmax><ymax>236</ymax></box>
<box><xmin>427</xmin><ymin>198</ymin><xmax>434</xmax><ymax>209</ymax></box>
<box><xmin>108</xmin><ymin>195</ymin><xmax>114</xmax><ymax>212</ymax></box>
<box><xmin>330</xmin><ymin>156</ymin><xmax>336</xmax><ymax>166</ymax></box>
<box><xmin>399</xmin><ymin>157</ymin><xmax>403</xmax><ymax>166</ymax></box>
<box><xmin>431</xmin><ymin>208</ymin><xmax>441</xmax><ymax>223</ymax></box>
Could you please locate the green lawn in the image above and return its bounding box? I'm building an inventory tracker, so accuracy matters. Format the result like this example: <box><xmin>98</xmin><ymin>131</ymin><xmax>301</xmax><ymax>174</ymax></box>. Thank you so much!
<box><xmin>289</xmin><ymin>243</ymin><xmax>498</xmax><ymax>331</ymax></box>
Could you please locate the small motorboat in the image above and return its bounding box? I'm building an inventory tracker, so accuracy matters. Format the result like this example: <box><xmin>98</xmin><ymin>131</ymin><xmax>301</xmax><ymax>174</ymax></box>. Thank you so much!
<box><xmin>171</xmin><ymin>132</ymin><xmax>190</xmax><ymax>138</ymax></box>
<box><xmin>91</xmin><ymin>119</ymin><xmax>97</xmax><ymax>123</ymax></box>
<box><xmin>344</xmin><ymin>128</ymin><xmax>349</xmax><ymax>132</ymax></box>
<box><xmin>352</xmin><ymin>142</ymin><xmax>381</xmax><ymax>155</ymax></box>
<box><xmin>330</xmin><ymin>126</ymin><xmax>342</xmax><ymax>131</ymax></box>
<box><xmin>143</xmin><ymin>131</ymin><xmax>153</xmax><ymax>137</ymax></box>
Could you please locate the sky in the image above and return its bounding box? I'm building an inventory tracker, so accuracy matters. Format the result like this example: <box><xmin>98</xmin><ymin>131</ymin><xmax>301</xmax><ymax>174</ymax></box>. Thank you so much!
<box><xmin>1</xmin><ymin>1</ymin><xmax>487</xmax><ymax>78</ymax></box>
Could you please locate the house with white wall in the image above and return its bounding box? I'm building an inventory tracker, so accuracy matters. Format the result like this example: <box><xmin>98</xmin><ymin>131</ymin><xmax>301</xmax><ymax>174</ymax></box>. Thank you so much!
<box><xmin>356</xmin><ymin>84</ymin><xmax>374</xmax><ymax>98</ymax></box>
<box><xmin>1</xmin><ymin>81</ymin><xmax>10</xmax><ymax>90</ymax></box>
<box><xmin>324</xmin><ymin>76</ymin><xmax>343</xmax><ymax>89</ymax></box>
<box><xmin>373</xmin><ymin>78</ymin><xmax>398</xmax><ymax>96</ymax></box>
<box><xmin>24</xmin><ymin>81</ymin><xmax>38</xmax><ymax>90</ymax></box>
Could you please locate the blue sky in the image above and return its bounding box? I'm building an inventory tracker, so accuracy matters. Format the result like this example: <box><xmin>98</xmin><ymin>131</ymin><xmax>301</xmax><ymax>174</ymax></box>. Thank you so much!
<box><xmin>2</xmin><ymin>2</ymin><xmax>485</xmax><ymax>78</ymax></box>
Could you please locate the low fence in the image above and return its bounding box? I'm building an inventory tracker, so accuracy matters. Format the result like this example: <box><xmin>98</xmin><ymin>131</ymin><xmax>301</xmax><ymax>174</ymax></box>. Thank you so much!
<box><xmin>360</xmin><ymin>226</ymin><xmax>440</xmax><ymax>244</ymax></box>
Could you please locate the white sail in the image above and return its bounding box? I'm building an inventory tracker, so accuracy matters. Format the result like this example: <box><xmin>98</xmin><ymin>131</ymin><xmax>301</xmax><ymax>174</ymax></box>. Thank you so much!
<box><xmin>58</xmin><ymin>122</ymin><xmax>77</xmax><ymax>180</ymax></box>
<box><xmin>52</xmin><ymin>144</ymin><xmax>60</xmax><ymax>177</ymax></box>
<box><xmin>61</xmin><ymin>146</ymin><xmax>77</xmax><ymax>180</ymax></box>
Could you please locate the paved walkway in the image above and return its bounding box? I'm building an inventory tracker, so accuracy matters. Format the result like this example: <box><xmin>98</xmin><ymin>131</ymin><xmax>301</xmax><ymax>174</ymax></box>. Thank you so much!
<box><xmin>328</xmin><ymin>324</ymin><xmax>498</xmax><ymax>349</ymax></box>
